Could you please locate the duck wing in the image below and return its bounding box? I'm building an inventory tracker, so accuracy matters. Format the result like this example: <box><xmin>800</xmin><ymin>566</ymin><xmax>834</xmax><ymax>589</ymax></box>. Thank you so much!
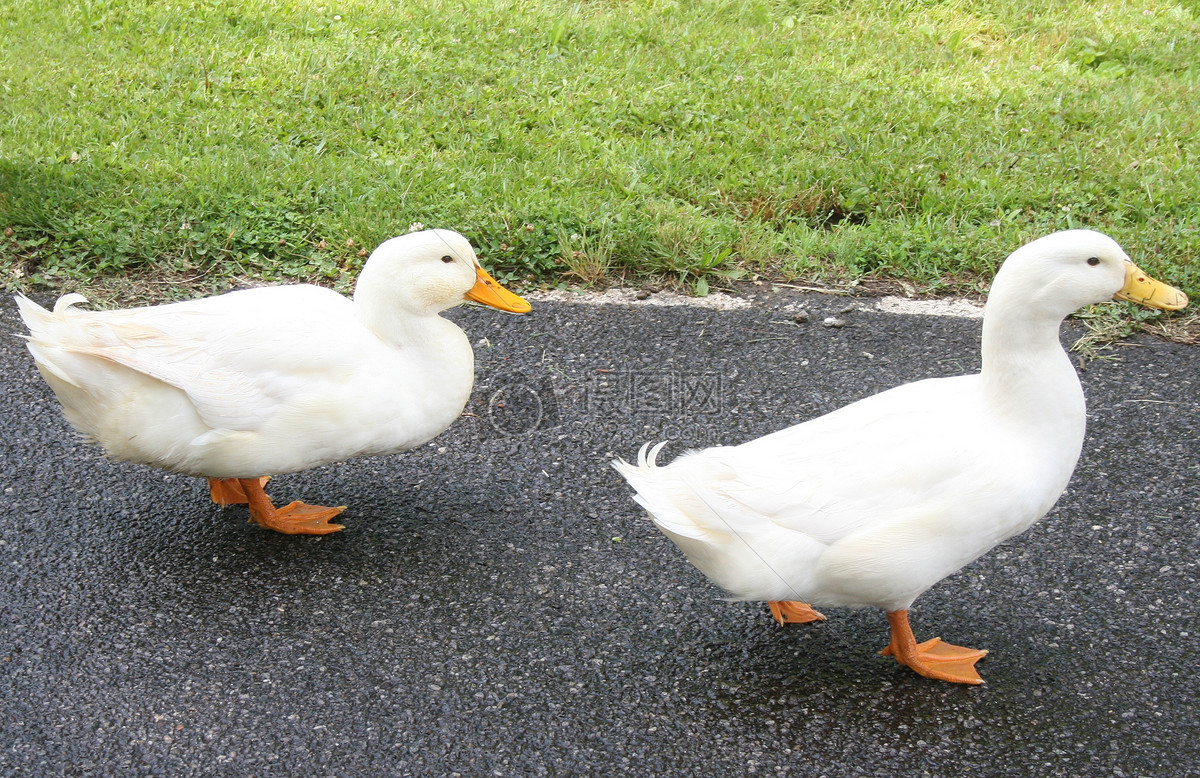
<box><xmin>670</xmin><ymin>376</ymin><xmax>998</xmax><ymax>544</ymax></box>
<box><xmin>19</xmin><ymin>287</ymin><xmax>360</xmax><ymax>432</ymax></box>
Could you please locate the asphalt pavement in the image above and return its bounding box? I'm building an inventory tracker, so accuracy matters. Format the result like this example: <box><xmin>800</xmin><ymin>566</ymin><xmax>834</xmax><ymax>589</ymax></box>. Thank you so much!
<box><xmin>1</xmin><ymin>287</ymin><xmax>1197</xmax><ymax>777</ymax></box>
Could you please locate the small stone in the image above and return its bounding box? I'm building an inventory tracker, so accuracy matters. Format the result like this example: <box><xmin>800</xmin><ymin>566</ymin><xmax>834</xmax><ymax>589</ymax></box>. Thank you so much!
<box><xmin>635</xmin><ymin>290</ymin><xmax>651</xmax><ymax>300</ymax></box>
<box><xmin>822</xmin><ymin>317</ymin><xmax>846</xmax><ymax>328</ymax></box>
<box><xmin>792</xmin><ymin>310</ymin><xmax>810</xmax><ymax>324</ymax></box>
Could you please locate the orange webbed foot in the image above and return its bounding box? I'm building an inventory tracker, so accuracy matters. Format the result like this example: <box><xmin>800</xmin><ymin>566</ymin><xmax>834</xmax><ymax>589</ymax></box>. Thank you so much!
<box><xmin>214</xmin><ymin>477</ymin><xmax>347</xmax><ymax>535</ymax></box>
<box><xmin>769</xmin><ymin>600</ymin><xmax>828</xmax><ymax>625</ymax></box>
<box><xmin>881</xmin><ymin>610</ymin><xmax>987</xmax><ymax>685</ymax></box>
<box><xmin>250</xmin><ymin>500</ymin><xmax>347</xmax><ymax>535</ymax></box>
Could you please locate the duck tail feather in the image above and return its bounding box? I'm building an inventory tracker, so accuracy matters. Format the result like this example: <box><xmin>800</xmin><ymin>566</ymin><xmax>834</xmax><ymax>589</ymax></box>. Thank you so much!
<box><xmin>13</xmin><ymin>293</ymin><xmax>48</xmax><ymax>334</ymax></box>
<box><xmin>53</xmin><ymin>293</ymin><xmax>90</xmax><ymax>314</ymax></box>
<box><xmin>14</xmin><ymin>292</ymin><xmax>90</xmax><ymax>335</ymax></box>
<box><xmin>612</xmin><ymin>442</ymin><xmax>715</xmax><ymax>541</ymax></box>
<box><xmin>14</xmin><ymin>294</ymin><xmax>97</xmax><ymax>387</ymax></box>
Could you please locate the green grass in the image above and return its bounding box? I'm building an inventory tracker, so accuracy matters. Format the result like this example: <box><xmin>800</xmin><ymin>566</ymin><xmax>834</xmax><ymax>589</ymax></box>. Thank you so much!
<box><xmin>1</xmin><ymin>0</ymin><xmax>1198</xmax><ymax>303</ymax></box>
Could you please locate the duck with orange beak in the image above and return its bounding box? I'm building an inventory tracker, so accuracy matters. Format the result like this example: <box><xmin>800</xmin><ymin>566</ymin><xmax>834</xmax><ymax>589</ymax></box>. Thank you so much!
<box><xmin>614</xmin><ymin>230</ymin><xmax>1186</xmax><ymax>684</ymax></box>
<box><xmin>16</xmin><ymin>229</ymin><xmax>530</xmax><ymax>534</ymax></box>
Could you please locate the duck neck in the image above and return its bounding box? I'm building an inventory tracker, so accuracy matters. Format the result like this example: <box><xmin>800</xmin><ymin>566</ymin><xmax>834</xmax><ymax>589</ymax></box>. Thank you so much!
<box><xmin>351</xmin><ymin>267</ymin><xmax>437</xmax><ymax>350</ymax></box>
<box><xmin>353</xmin><ymin>289</ymin><xmax>475</xmax><ymax>415</ymax></box>
<box><xmin>355</xmin><ymin>302</ymin><xmax>468</xmax><ymax>371</ymax></box>
<box><xmin>979</xmin><ymin>302</ymin><xmax>1085</xmax><ymax>429</ymax></box>
<box><xmin>355</xmin><ymin>301</ymin><xmax>428</xmax><ymax>350</ymax></box>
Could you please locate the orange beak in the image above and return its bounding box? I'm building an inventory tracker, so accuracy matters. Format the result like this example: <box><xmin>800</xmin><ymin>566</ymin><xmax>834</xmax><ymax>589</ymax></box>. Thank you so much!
<box><xmin>464</xmin><ymin>265</ymin><xmax>531</xmax><ymax>314</ymax></box>
<box><xmin>1114</xmin><ymin>261</ymin><xmax>1188</xmax><ymax>311</ymax></box>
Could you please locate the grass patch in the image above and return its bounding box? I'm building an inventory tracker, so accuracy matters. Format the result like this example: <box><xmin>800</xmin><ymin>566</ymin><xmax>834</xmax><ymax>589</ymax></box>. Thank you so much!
<box><xmin>1</xmin><ymin>0</ymin><xmax>1198</xmax><ymax>307</ymax></box>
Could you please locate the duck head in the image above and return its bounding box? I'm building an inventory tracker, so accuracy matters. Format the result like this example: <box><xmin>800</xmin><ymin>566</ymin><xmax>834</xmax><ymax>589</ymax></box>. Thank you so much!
<box><xmin>987</xmin><ymin>229</ymin><xmax>1187</xmax><ymax>323</ymax></box>
<box><xmin>354</xmin><ymin>229</ymin><xmax>530</xmax><ymax>318</ymax></box>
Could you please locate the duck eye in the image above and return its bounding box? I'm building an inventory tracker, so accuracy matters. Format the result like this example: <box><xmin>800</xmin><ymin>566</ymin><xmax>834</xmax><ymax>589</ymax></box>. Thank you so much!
<box><xmin>441</xmin><ymin>255</ymin><xmax>455</xmax><ymax>264</ymax></box>
<box><xmin>1086</xmin><ymin>256</ymin><xmax>1100</xmax><ymax>267</ymax></box>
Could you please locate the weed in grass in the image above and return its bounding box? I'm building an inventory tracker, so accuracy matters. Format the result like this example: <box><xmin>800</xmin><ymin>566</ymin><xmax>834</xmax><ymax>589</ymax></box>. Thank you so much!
<box><xmin>1072</xmin><ymin>301</ymin><xmax>1177</xmax><ymax>359</ymax></box>
<box><xmin>558</xmin><ymin>226</ymin><xmax>614</xmax><ymax>287</ymax></box>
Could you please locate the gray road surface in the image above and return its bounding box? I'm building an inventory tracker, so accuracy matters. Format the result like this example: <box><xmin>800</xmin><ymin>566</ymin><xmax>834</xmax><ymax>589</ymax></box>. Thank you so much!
<box><xmin>1</xmin><ymin>289</ymin><xmax>1197</xmax><ymax>776</ymax></box>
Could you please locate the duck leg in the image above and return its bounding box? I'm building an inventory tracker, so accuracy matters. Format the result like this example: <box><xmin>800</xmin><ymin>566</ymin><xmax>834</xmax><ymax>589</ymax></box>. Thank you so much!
<box><xmin>769</xmin><ymin>601</ymin><xmax>827</xmax><ymax>625</ymax></box>
<box><xmin>208</xmin><ymin>476</ymin><xmax>270</xmax><ymax>506</ymax></box>
<box><xmin>880</xmin><ymin>609</ymin><xmax>987</xmax><ymax>685</ymax></box>
<box><xmin>210</xmin><ymin>477</ymin><xmax>346</xmax><ymax>535</ymax></box>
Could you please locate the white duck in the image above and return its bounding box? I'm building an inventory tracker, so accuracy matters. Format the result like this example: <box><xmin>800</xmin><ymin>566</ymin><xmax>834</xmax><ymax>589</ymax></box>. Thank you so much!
<box><xmin>614</xmin><ymin>230</ymin><xmax>1186</xmax><ymax>684</ymax></box>
<box><xmin>17</xmin><ymin>229</ymin><xmax>529</xmax><ymax>535</ymax></box>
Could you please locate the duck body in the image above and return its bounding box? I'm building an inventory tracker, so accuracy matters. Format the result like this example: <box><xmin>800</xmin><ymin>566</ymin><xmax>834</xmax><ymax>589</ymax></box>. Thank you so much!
<box><xmin>614</xmin><ymin>230</ymin><xmax>1187</xmax><ymax>683</ymax></box>
<box><xmin>622</xmin><ymin>369</ymin><xmax>1080</xmax><ymax>613</ymax></box>
<box><xmin>18</xmin><ymin>283</ymin><xmax>474</xmax><ymax>478</ymax></box>
<box><xmin>17</xmin><ymin>229</ymin><xmax>530</xmax><ymax>533</ymax></box>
